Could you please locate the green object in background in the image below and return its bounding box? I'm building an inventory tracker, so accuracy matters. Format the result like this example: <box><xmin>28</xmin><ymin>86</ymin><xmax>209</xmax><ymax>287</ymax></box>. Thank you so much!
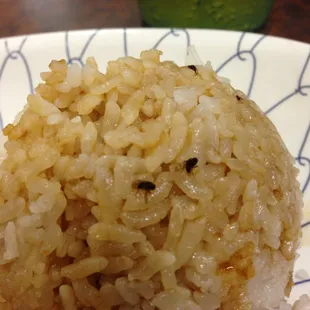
<box><xmin>138</xmin><ymin>0</ymin><xmax>275</xmax><ymax>31</ymax></box>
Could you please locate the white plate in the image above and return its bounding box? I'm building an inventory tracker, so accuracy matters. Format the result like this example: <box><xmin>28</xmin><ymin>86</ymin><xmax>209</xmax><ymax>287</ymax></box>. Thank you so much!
<box><xmin>0</xmin><ymin>28</ymin><xmax>309</xmax><ymax>303</ymax></box>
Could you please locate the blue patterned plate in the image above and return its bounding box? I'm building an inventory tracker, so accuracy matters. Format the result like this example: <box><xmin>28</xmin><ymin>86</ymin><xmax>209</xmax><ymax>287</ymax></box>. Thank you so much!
<box><xmin>0</xmin><ymin>28</ymin><xmax>309</xmax><ymax>302</ymax></box>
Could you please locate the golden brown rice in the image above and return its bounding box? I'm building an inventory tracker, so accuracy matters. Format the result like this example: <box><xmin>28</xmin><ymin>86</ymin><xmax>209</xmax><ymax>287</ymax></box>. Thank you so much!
<box><xmin>0</xmin><ymin>50</ymin><xmax>303</xmax><ymax>310</ymax></box>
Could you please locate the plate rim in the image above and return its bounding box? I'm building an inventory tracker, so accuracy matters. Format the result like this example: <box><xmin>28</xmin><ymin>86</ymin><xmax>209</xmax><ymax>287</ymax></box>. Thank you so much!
<box><xmin>0</xmin><ymin>28</ymin><xmax>309</xmax><ymax>48</ymax></box>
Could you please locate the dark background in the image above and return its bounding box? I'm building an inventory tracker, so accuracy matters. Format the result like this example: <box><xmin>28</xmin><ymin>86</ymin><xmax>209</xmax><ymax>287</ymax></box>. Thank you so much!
<box><xmin>0</xmin><ymin>0</ymin><xmax>309</xmax><ymax>43</ymax></box>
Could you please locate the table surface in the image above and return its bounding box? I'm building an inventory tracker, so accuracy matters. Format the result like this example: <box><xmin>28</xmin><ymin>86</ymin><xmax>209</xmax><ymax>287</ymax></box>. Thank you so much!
<box><xmin>0</xmin><ymin>0</ymin><xmax>309</xmax><ymax>43</ymax></box>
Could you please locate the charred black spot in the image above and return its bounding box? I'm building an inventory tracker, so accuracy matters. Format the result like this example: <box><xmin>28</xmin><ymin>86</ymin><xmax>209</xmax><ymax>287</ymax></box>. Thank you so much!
<box><xmin>185</xmin><ymin>157</ymin><xmax>198</xmax><ymax>173</ymax></box>
<box><xmin>137</xmin><ymin>181</ymin><xmax>156</xmax><ymax>191</ymax></box>
<box><xmin>236</xmin><ymin>95</ymin><xmax>242</xmax><ymax>101</ymax></box>
<box><xmin>188</xmin><ymin>65</ymin><xmax>198</xmax><ymax>74</ymax></box>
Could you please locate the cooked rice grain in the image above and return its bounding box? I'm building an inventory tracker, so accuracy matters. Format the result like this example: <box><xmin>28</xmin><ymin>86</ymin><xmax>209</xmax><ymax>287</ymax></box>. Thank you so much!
<box><xmin>0</xmin><ymin>50</ymin><xmax>303</xmax><ymax>310</ymax></box>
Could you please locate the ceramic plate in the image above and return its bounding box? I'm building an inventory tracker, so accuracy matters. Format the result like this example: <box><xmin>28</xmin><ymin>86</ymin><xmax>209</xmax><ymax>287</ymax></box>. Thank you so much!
<box><xmin>0</xmin><ymin>28</ymin><xmax>309</xmax><ymax>303</ymax></box>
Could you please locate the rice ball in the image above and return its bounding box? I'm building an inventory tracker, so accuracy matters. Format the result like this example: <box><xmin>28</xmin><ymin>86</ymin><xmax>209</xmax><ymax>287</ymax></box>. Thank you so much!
<box><xmin>0</xmin><ymin>51</ymin><xmax>303</xmax><ymax>310</ymax></box>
